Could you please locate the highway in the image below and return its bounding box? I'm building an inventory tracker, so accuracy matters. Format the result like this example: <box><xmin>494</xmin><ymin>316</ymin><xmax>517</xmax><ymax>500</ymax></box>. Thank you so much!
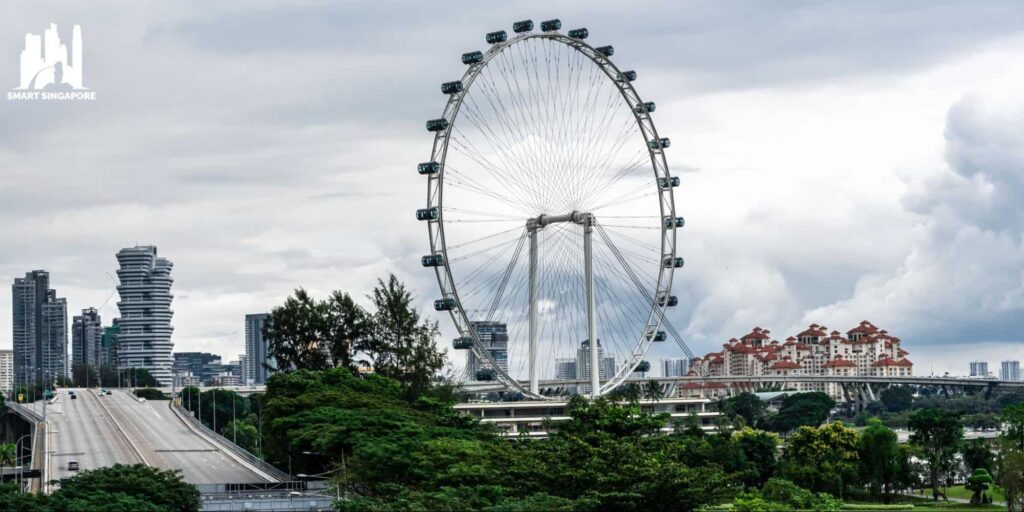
<box><xmin>37</xmin><ymin>389</ymin><xmax>272</xmax><ymax>485</ymax></box>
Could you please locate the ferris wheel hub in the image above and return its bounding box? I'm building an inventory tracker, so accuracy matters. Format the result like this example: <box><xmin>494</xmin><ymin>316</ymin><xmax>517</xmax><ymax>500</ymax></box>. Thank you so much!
<box><xmin>527</xmin><ymin>211</ymin><xmax>593</xmax><ymax>231</ymax></box>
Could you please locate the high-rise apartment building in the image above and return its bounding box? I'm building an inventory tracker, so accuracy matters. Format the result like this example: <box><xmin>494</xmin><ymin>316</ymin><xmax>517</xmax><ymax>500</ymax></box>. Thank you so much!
<box><xmin>555</xmin><ymin>358</ymin><xmax>577</xmax><ymax>380</ymax></box>
<box><xmin>1002</xmin><ymin>361</ymin><xmax>1021</xmax><ymax>382</ymax></box>
<box><xmin>71</xmin><ymin>308</ymin><xmax>103</xmax><ymax>370</ymax></box>
<box><xmin>244</xmin><ymin>313</ymin><xmax>273</xmax><ymax>384</ymax></box>
<box><xmin>663</xmin><ymin>358</ymin><xmax>689</xmax><ymax>377</ymax></box>
<box><xmin>970</xmin><ymin>361</ymin><xmax>989</xmax><ymax>377</ymax></box>
<box><xmin>0</xmin><ymin>350</ymin><xmax>13</xmax><ymax>391</ymax></box>
<box><xmin>115</xmin><ymin>246</ymin><xmax>174</xmax><ymax>385</ymax></box>
<box><xmin>12</xmin><ymin>270</ymin><xmax>68</xmax><ymax>387</ymax></box>
<box><xmin>467</xmin><ymin>321</ymin><xmax>509</xmax><ymax>380</ymax></box>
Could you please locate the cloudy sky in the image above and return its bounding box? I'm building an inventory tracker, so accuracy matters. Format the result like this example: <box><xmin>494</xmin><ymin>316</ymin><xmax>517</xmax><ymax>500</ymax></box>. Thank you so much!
<box><xmin>2</xmin><ymin>1</ymin><xmax>1023</xmax><ymax>376</ymax></box>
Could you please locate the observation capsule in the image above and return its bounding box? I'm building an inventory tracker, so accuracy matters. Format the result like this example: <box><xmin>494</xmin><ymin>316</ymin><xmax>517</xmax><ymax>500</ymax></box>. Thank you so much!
<box><xmin>658</xmin><ymin>295</ymin><xmax>679</xmax><ymax>307</ymax></box>
<box><xmin>663</xmin><ymin>216</ymin><xmax>685</xmax><ymax>228</ymax></box>
<box><xmin>418</xmin><ymin>161</ymin><xmax>440</xmax><ymax>175</ymax></box>
<box><xmin>540</xmin><ymin>19</ymin><xmax>561</xmax><ymax>32</ymax></box>
<box><xmin>658</xmin><ymin>176</ymin><xmax>680</xmax><ymax>189</ymax></box>
<box><xmin>476</xmin><ymin>368</ymin><xmax>497</xmax><ymax>381</ymax></box>
<box><xmin>568</xmin><ymin>28</ymin><xmax>589</xmax><ymax>39</ymax></box>
<box><xmin>649</xmin><ymin>137</ymin><xmax>671</xmax><ymax>149</ymax></box>
<box><xmin>452</xmin><ymin>337</ymin><xmax>473</xmax><ymax>350</ymax></box>
<box><xmin>636</xmin><ymin>361</ymin><xmax>651</xmax><ymax>373</ymax></box>
<box><xmin>650</xmin><ymin>331</ymin><xmax>668</xmax><ymax>342</ymax></box>
<box><xmin>416</xmin><ymin>207</ymin><xmax>439</xmax><ymax>221</ymax></box>
<box><xmin>663</xmin><ymin>256</ymin><xmax>685</xmax><ymax>268</ymax></box>
<box><xmin>426</xmin><ymin>118</ymin><xmax>449</xmax><ymax>132</ymax></box>
<box><xmin>634</xmin><ymin>101</ymin><xmax>656</xmax><ymax>114</ymax></box>
<box><xmin>421</xmin><ymin>254</ymin><xmax>444</xmax><ymax>267</ymax></box>
<box><xmin>620</xmin><ymin>70</ymin><xmax>637</xmax><ymax>82</ymax></box>
<box><xmin>434</xmin><ymin>297</ymin><xmax>457</xmax><ymax>311</ymax></box>
<box><xmin>513</xmin><ymin>20</ymin><xmax>534</xmax><ymax>33</ymax></box>
<box><xmin>596</xmin><ymin>45</ymin><xmax>614</xmax><ymax>57</ymax></box>
<box><xmin>462</xmin><ymin>51</ymin><xmax>484</xmax><ymax>65</ymax></box>
<box><xmin>486</xmin><ymin>30</ymin><xmax>508</xmax><ymax>44</ymax></box>
<box><xmin>441</xmin><ymin>81</ymin><xmax>464</xmax><ymax>95</ymax></box>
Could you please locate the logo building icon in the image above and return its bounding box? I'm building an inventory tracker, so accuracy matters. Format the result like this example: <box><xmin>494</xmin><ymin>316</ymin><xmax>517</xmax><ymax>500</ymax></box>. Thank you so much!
<box><xmin>17</xmin><ymin>23</ymin><xmax>86</xmax><ymax>91</ymax></box>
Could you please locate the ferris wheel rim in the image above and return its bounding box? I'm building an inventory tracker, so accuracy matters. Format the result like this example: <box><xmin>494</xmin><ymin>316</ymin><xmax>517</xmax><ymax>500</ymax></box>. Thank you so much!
<box><xmin>423</xmin><ymin>28</ymin><xmax>678</xmax><ymax>399</ymax></box>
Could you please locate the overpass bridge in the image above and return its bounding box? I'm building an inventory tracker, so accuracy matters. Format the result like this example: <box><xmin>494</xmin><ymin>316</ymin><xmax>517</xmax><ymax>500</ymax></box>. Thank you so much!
<box><xmin>459</xmin><ymin>374</ymin><xmax>1024</xmax><ymax>404</ymax></box>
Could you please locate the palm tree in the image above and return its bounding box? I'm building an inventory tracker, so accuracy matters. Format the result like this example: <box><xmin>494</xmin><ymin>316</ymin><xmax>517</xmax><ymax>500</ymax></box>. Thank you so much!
<box><xmin>643</xmin><ymin>379</ymin><xmax>665</xmax><ymax>402</ymax></box>
<box><xmin>0</xmin><ymin>443</ymin><xmax>16</xmax><ymax>481</ymax></box>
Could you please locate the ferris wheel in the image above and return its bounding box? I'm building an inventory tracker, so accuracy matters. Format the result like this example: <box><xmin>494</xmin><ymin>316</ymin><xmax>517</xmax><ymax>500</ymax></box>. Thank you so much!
<box><xmin>417</xmin><ymin>19</ymin><xmax>683</xmax><ymax>399</ymax></box>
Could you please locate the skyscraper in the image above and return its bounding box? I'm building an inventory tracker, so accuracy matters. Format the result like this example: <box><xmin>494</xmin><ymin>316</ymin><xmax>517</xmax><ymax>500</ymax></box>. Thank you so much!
<box><xmin>100</xmin><ymin>323</ymin><xmax>120</xmax><ymax>369</ymax></box>
<box><xmin>71</xmin><ymin>308</ymin><xmax>103</xmax><ymax>371</ymax></box>
<box><xmin>555</xmin><ymin>358</ymin><xmax>577</xmax><ymax>380</ymax></box>
<box><xmin>467</xmin><ymin>321</ymin><xmax>509</xmax><ymax>379</ymax></box>
<box><xmin>0</xmin><ymin>350</ymin><xmax>13</xmax><ymax>391</ymax></box>
<box><xmin>244</xmin><ymin>313</ymin><xmax>273</xmax><ymax>384</ymax></box>
<box><xmin>1002</xmin><ymin>361</ymin><xmax>1021</xmax><ymax>382</ymax></box>
<box><xmin>12</xmin><ymin>270</ymin><xmax>68</xmax><ymax>388</ymax></box>
<box><xmin>576</xmin><ymin>339</ymin><xmax>615</xmax><ymax>390</ymax></box>
<box><xmin>115</xmin><ymin>246</ymin><xmax>174</xmax><ymax>385</ymax></box>
<box><xmin>663</xmin><ymin>358</ymin><xmax>689</xmax><ymax>377</ymax></box>
<box><xmin>969</xmin><ymin>361</ymin><xmax>989</xmax><ymax>377</ymax></box>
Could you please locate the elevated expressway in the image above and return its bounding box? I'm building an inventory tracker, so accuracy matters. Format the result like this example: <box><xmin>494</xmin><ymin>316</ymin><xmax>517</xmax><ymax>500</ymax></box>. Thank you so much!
<box><xmin>459</xmin><ymin>374</ymin><xmax>1024</xmax><ymax>400</ymax></box>
<box><xmin>31</xmin><ymin>389</ymin><xmax>276</xmax><ymax>487</ymax></box>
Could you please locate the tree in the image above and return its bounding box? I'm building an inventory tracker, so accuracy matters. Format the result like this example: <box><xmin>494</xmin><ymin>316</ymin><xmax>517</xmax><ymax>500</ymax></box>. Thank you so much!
<box><xmin>781</xmin><ymin>421</ymin><xmax>859</xmax><ymax>496</ymax></box>
<box><xmin>120</xmin><ymin>368</ymin><xmax>160</xmax><ymax>388</ymax></box>
<box><xmin>133</xmin><ymin>388</ymin><xmax>167</xmax><ymax>400</ymax></box>
<box><xmin>0</xmin><ymin>444</ymin><xmax>14</xmax><ymax>484</ymax></box>
<box><xmin>71</xmin><ymin>363</ymin><xmax>98</xmax><ymax>388</ymax></box>
<box><xmin>962</xmin><ymin>438</ymin><xmax>994</xmax><ymax>474</ymax></box>
<box><xmin>909</xmin><ymin>408</ymin><xmax>963</xmax><ymax>501</ymax></box>
<box><xmin>858</xmin><ymin>417</ymin><xmax>900</xmax><ymax>501</ymax></box>
<box><xmin>966</xmin><ymin>468</ymin><xmax>995</xmax><ymax>505</ymax></box>
<box><xmin>363</xmin><ymin>275</ymin><xmax>445</xmax><ymax>400</ymax></box>
<box><xmin>720</xmin><ymin>392</ymin><xmax>765</xmax><ymax>428</ymax></box>
<box><xmin>222</xmin><ymin>420</ymin><xmax>260</xmax><ymax>455</ymax></box>
<box><xmin>734</xmin><ymin>427</ymin><xmax>779</xmax><ymax>487</ymax></box>
<box><xmin>1002</xmin><ymin>450</ymin><xmax>1024</xmax><ymax>512</ymax></box>
<box><xmin>642</xmin><ymin>379</ymin><xmax>664</xmax><ymax>402</ymax></box>
<box><xmin>1003</xmin><ymin>403</ymin><xmax>1024</xmax><ymax>451</ymax></box>
<box><xmin>264</xmin><ymin>288</ymin><xmax>332</xmax><ymax>372</ymax></box>
<box><xmin>769</xmin><ymin>392</ymin><xmax>834</xmax><ymax>433</ymax></box>
<box><xmin>50</xmin><ymin>464</ymin><xmax>200</xmax><ymax>511</ymax></box>
<box><xmin>880</xmin><ymin>386</ymin><xmax>914</xmax><ymax>413</ymax></box>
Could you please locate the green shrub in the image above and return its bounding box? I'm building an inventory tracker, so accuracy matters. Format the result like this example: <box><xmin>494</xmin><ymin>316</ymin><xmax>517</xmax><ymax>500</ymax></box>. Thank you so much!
<box><xmin>761</xmin><ymin>478</ymin><xmax>815</xmax><ymax>509</ymax></box>
<box><xmin>133</xmin><ymin>388</ymin><xmax>167</xmax><ymax>400</ymax></box>
<box><xmin>732</xmin><ymin>492</ymin><xmax>790</xmax><ymax>512</ymax></box>
<box><xmin>838</xmin><ymin>504</ymin><xmax>913</xmax><ymax>510</ymax></box>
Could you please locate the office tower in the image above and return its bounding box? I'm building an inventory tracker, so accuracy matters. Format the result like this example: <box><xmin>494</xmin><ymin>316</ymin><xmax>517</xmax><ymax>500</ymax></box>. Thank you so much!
<box><xmin>969</xmin><ymin>361</ymin><xmax>989</xmax><ymax>377</ymax></box>
<box><xmin>555</xmin><ymin>358</ymin><xmax>577</xmax><ymax>380</ymax></box>
<box><xmin>71</xmin><ymin>308</ymin><xmax>103</xmax><ymax>371</ymax></box>
<box><xmin>115</xmin><ymin>246</ymin><xmax>174</xmax><ymax>385</ymax></box>
<box><xmin>244</xmin><ymin>313</ymin><xmax>273</xmax><ymax>384</ymax></box>
<box><xmin>467</xmin><ymin>321</ymin><xmax>509</xmax><ymax>379</ymax></box>
<box><xmin>0</xmin><ymin>350</ymin><xmax>13</xmax><ymax>391</ymax></box>
<box><xmin>1002</xmin><ymin>361</ymin><xmax>1021</xmax><ymax>382</ymax></box>
<box><xmin>663</xmin><ymin>358</ymin><xmax>689</xmax><ymax>377</ymax></box>
<box><xmin>576</xmin><ymin>339</ymin><xmax>615</xmax><ymax>384</ymax></box>
<box><xmin>12</xmin><ymin>270</ymin><xmax>68</xmax><ymax>388</ymax></box>
<box><xmin>238</xmin><ymin>354</ymin><xmax>249</xmax><ymax>384</ymax></box>
<box><xmin>172</xmin><ymin>352</ymin><xmax>222</xmax><ymax>385</ymax></box>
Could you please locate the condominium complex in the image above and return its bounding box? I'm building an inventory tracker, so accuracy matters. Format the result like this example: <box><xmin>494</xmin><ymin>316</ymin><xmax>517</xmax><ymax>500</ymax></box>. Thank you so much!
<box><xmin>244</xmin><ymin>313</ymin><xmax>272</xmax><ymax>384</ymax></box>
<box><xmin>0</xmin><ymin>350</ymin><xmax>13</xmax><ymax>391</ymax></box>
<box><xmin>576</xmin><ymin>339</ymin><xmax>615</xmax><ymax>384</ymax></box>
<box><xmin>663</xmin><ymin>358</ymin><xmax>689</xmax><ymax>377</ymax></box>
<box><xmin>685</xmin><ymin>321</ymin><xmax>913</xmax><ymax>399</ymax></box>
<box><xmin>115</xmin><ymin>246</ymin><xmax>175</xmax><ymax>385</ymax></box>
<box><xmin>71</xmin><ymin>307</ymin><xmax>103</xmax><ymax>370</ymax></box>
<box><xmin>467</xmin><ymin>321</ymin><xmax>509</xmax><ymax>380</ymax></box>
<box><xmin>12</xmin><ymin>270</ymin><xmax>68</xmax><ymax>387</ymax></box>
<box><xmin>970</xmin><ymin>361</ymin><xmax>990</xmax><ymax>377</ymax></box>
<box><xmin>1002</xmin><ymin>360</ymin><xmax>1021</xmax><ymax>382</ymax></box>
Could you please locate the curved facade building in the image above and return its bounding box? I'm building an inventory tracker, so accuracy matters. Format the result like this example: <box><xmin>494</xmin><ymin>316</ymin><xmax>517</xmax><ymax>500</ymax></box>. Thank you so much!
<box><xmin>115</xmin><ymin>246</ymin><xmax>174</xmax><ymax>385</ymax></box>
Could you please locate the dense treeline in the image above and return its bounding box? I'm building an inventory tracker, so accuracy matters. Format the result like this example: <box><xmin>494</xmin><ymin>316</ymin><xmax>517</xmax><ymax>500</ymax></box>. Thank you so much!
<box><xmin>0</xmin><ymin>465</ymin><xmax>199</xmax><ymax>511</ymax></box>
<box><xmin>210</xmin><ymin>276</ymin><xmax>1024</xmax><ymax>510</ymax></box>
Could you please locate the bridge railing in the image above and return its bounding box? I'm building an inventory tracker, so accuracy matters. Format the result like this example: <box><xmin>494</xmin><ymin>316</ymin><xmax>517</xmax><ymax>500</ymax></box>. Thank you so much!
<box><xmin>172</xmin><ymin>402</ymin><xmax>291</xmax><ymax>482</ymax></box>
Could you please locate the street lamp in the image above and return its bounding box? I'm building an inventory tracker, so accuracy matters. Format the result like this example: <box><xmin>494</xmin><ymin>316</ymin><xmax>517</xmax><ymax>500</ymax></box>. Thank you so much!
<box><xmin>14</xmin><ymin>434</ymin><xmax>32</xmax><ymax>493</ymax></box>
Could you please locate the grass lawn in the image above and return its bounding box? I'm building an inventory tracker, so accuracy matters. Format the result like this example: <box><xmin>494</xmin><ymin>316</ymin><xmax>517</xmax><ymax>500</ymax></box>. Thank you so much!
<box><xmin>912</xmin><ymin>485</ymin><xmax>1006</xmax><ymax>504</ymax></box>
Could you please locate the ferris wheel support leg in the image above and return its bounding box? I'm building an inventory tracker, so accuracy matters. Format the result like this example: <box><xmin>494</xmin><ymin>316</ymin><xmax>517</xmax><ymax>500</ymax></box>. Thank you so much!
<box><xmin>528</xmin><ymin>229</ymin><xmax>539</xmax><ymax>395</ymax></box>
<box><xmin>585</xmin><ymin>221</ymin><xmax>599</xmax><ymax>399</ymax></box>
